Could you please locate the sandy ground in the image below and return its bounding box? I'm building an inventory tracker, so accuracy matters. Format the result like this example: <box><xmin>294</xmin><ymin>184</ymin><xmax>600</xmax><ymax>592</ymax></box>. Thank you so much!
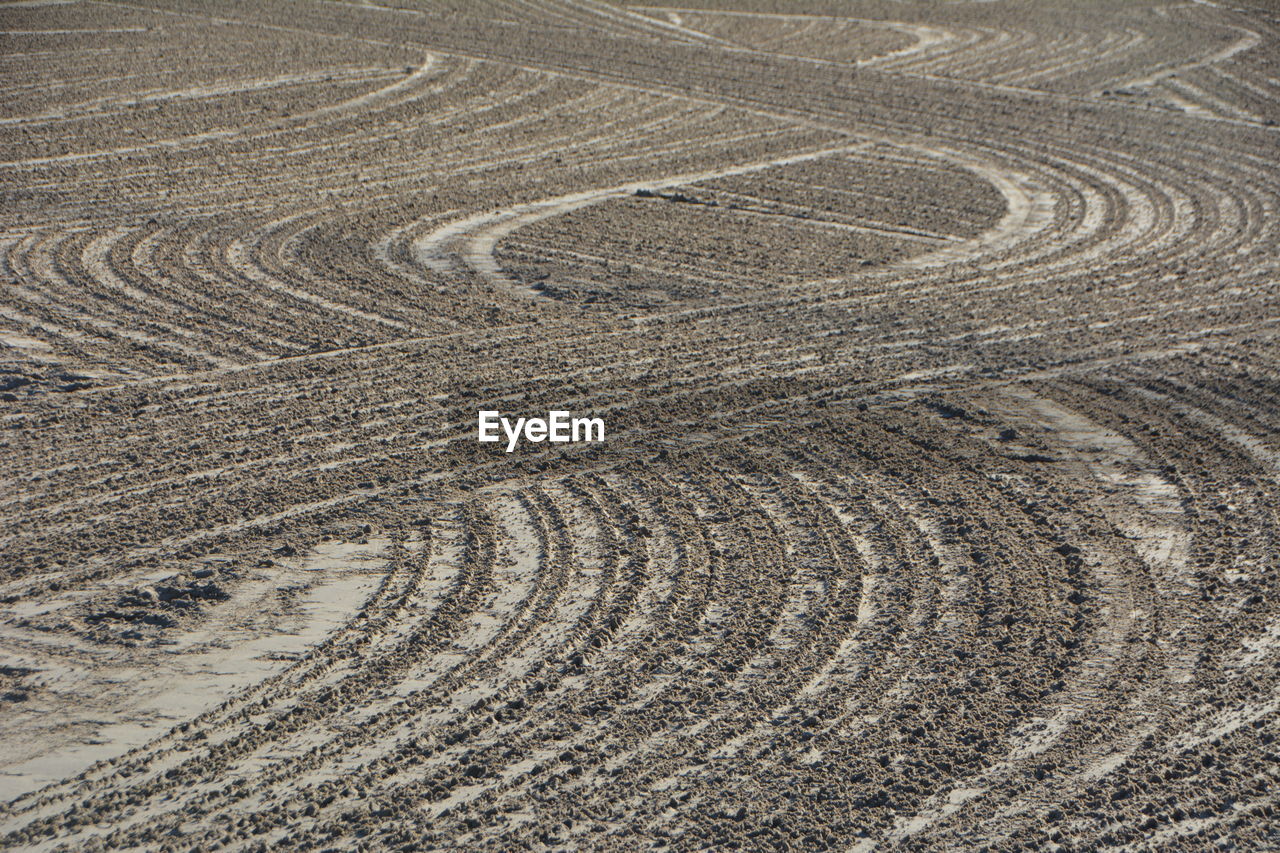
<box><xmin>2</xmin><ymin>0</ymin><xmax>1280</xmax><ymax>850</ymax></box>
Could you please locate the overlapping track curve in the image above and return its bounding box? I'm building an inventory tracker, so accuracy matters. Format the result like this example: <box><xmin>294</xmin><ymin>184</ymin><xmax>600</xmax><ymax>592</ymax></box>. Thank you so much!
<box><xmin>2</xmin><ymin>0</ymin><xmax>1279</xmax><ymax>850</ymax></box>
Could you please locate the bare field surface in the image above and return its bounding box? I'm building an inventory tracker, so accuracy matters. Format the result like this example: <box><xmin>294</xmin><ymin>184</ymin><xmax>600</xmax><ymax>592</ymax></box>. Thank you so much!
<box><xmin>2</xmin><ymin>0</ymin><xmax>1279</xmax><ymax>850</ymax></box>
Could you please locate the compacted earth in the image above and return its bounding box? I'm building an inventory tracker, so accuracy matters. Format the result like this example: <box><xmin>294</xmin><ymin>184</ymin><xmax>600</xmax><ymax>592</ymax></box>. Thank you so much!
<box><xmin>2</xmin><ymin>0</ymin><xmax>1279</xmax><ymax>850</ymax></box>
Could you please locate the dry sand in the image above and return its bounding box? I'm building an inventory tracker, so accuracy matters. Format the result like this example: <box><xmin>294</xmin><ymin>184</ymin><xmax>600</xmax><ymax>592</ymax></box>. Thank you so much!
<box><xmin>2</xmin><ymin>0</ymin><xmax>1279</xmax><ymax>849</ymax></box>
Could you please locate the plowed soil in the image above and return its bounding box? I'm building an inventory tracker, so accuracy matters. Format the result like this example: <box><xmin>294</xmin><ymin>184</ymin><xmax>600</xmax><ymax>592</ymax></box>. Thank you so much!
<box><xmin>2</xmin><ymin>0</ymin><xmax>1279</xmax><ymax>850</ymax></box>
